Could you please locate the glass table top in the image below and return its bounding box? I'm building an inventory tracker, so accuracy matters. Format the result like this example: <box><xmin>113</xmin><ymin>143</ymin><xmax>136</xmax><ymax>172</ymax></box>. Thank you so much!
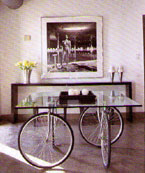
<box><xmin>15</xmin><ymin>91</ymin><xmax>142</xmax><ymax>109</ymax></box>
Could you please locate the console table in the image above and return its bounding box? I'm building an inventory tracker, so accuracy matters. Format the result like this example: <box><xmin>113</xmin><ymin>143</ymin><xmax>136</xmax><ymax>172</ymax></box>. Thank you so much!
<box><xmin>11</xmin><ymin>82</ymin><xmax>132</xmax><ymax>123</ymax></box>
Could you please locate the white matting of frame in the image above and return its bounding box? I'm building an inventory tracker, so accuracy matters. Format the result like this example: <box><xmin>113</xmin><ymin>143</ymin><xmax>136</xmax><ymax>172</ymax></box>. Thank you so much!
<box><xmin>41</xmin><ymin>16</ymin><xmax>103</xmax><ymax>79</ymax></box>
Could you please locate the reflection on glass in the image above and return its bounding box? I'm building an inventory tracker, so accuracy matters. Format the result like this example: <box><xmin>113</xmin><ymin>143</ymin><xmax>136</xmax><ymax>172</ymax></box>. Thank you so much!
<box><xmin>16</xmin><ymin>91</ymin><xmax>141</xmax><ymax>109</ymax></box>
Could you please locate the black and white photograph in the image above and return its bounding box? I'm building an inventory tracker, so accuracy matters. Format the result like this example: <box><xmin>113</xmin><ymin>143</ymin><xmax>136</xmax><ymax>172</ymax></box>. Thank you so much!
<box><xmin>41</xmin><ymin>16</ymin><xmax>103</xmax><ymax>78</ymax></box>
<box><xmin>47</xmin><ymin>22</ymin><xmax>97</xmax><ymax>72</ymax></box>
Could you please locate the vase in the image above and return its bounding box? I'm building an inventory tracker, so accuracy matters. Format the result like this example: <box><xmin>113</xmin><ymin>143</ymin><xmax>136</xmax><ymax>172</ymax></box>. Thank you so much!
<box><xmin>119</xmin><ymin>72</ymin><xmax>123</xmax><ymax>82</ymax></box>
<box><xmin>23</xmin><ymin>69</ymin><xmax>32</xmax><ymax>83</ymax></box>
<box><xmin>110</xmin><ymin>72</ymin><xmax>115</xmax><ymax>83</ymax></box>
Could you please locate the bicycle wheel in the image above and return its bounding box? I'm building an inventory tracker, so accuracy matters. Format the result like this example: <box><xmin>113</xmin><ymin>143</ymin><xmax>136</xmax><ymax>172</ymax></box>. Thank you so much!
<box><xmin>101</xmin><ymin>112</ymin><xmax>111</xmax><ymax>168</ymax></box>
<box><xmin>79</xmin><ymin>107</ymin><xmax>124</xmax><ymax>147</ymax></box>
<box><xmin>18</xmin><ymin>112</ymin><xmax>74</xmax><ymax>168</ymax></box>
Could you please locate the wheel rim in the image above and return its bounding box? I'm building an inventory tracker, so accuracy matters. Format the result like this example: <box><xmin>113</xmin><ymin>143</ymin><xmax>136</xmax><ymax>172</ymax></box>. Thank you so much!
<box><xmin>101</xmin><ymin>114</ymin><xmax>111</xmax><ymax>168</ymax></box>
<box><xmin>18</xmin><ymin>113</ymin><xmax>74</xmax><ymax>168</ymax></box>
<box><xmin>108</xmin><ymin>107</ymin><xmax>124</xmax><ymax>144</ymax></box>
<box><xmin>79</xmin><ymin>107</ymin><xmax>123</xmax><ymax>146</ymax></box>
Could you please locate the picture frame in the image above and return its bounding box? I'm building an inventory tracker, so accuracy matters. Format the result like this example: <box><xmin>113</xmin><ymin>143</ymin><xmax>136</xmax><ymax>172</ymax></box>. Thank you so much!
<box><xmin>41</xmin><ymin>16</ymin><xmax>103</xmax><ymax>79</ymax></box>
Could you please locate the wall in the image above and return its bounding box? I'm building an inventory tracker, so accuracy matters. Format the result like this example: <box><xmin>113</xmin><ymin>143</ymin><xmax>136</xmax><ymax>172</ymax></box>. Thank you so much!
<box><xmin>0</xmin><ymin>0</ymin><xmax>144</xmax><ymax>114</ymax></box>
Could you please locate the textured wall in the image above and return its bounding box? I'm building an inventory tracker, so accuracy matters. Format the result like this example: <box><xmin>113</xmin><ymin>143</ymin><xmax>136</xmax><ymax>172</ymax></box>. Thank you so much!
<box><xmin>0</xmin><ymin>0</ymin><xmax>144</xmax><ymax>114</ymax></box>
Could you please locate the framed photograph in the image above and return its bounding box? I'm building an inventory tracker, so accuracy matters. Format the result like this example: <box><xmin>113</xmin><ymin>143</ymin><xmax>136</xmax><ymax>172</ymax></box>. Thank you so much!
<box><xmin>41</xmin><ymin>16</ymin><xmax>103</xmax><ymax>78</ymax></box>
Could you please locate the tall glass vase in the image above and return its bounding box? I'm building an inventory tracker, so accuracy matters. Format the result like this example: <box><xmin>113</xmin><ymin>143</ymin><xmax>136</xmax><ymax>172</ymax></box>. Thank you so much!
<box><xmin>23</xmin><ymin>69</ymin><xmax>32</xmax><ymax>83</ymax></box>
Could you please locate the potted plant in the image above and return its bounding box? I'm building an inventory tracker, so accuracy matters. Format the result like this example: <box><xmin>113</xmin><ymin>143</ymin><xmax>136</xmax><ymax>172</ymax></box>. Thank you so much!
<box><xmin>15</xmin><ymin>60</ymin><xmax>37</xmax><ymax>83</ymax></box>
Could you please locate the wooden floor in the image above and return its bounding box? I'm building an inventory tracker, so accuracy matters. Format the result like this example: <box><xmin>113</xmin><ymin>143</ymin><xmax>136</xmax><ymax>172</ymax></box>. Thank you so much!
<box><xmin>0</xmin><ymin>114</ymin><xmax>144</xmax><ymax>173</ymax></box>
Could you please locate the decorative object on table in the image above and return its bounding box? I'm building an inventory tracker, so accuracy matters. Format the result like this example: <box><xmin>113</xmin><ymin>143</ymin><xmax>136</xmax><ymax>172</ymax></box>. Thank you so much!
<box><xmin>110</xmin><ymin>90</ymin><xmax>115</xmax><ymax>97</ymax></box>
<box><xmin>23</xmin><ymin>69</ymin><xmax>32</xmax><ymax>84</ymax></box>
<box><xmin>117</xmin><ymin>66</ymin><xmax>124</xmax><ymax>82</ymax></box>
<box><xmin>108</xmin><ymin>66</ymin><xmax>116</xmax><ymax>82</ymax></box>
<box><xmin>118</xmin><ymin>93</ymin><xmax>125</xmax><ymax>102</ymax></box>
<box><xmin>59</xmin><ymin>90</ymin><xmax>96</xmax><ymax>104</ymax></box>
<box><xmin>18</xmin><ymin>95</ymin><xmax>36</xmax><ymax>107</ymax></box>
<box><xmin>68</xmin><ymin>89</ymin><xmax>74</xmax><ymax>95</ymax></box>
<box><xmin>82</xmin><ymin>88</ymin><xmax>89</xmax><ymax>95</ymax></box>
<box><xmin>68</xmin><ymin>89</ymin><xmax>80</xmax><ymax>96</ymax></box>
<box><xmin>15</xmin><ymin>60</ymin><xmax>37</xmax><ymax>83</ymax></box>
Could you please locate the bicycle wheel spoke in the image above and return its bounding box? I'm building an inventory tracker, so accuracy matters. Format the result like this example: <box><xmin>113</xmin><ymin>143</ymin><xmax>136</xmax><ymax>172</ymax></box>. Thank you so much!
<box><xmin>87</xmin><ymin>124</ymin><xmax>101</xmax><ymax>144</ymax></box>
<box><xmin>18</xmin><ymin>112</ymin><xmax>74</xmax><ymax>168</ymax></box>
<box><xmin>79</xmin><ymin>107</ymin><xmax>124</xmax><ymax>146</ymax></box>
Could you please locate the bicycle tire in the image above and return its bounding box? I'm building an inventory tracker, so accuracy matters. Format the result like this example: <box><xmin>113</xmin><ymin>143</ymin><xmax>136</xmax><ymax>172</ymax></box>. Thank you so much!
<box><xmin>101</xmin><ymin>113</ymin><xmax>111</xmax><ymax>168</ymax></box>
<box><xmin>79</xmin><ymin>107</ymin><xmax>124</xmax><ymax>147</ymax></box>
<box><xmin>18</xmin><ymin>112</ymin><xmax>74</xmax><ymax>168</ymax></box>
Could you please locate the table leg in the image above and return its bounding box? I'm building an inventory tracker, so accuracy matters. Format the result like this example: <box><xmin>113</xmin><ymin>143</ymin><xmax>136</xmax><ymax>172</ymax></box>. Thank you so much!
<box><xmin>64</xmin><ymin>108</ymin><xmax>67</xmax><ymax>121</ymax></box>
<box><xmin>126</xmin><ymin>83</ymin><xmax>133</xmax><ymax>122</ymax></box>
<box><xmin>12</xmin><ymin>109</ymin><xmax>18</xmax><ymax>123</ymax></box>
<box><xmin>126</xmin><ymin>107</ymin><xmax>133</xmax><ymax>122</ymax></box>
<box><xmin>11</xmin><ymin>84</ymin><xmax>18</xmax><ymax>123</ymax></box>
<box><xmin>33</xmin><ymin>108</ymin><xmax>39</xmax><ymax>115</ymax></box>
